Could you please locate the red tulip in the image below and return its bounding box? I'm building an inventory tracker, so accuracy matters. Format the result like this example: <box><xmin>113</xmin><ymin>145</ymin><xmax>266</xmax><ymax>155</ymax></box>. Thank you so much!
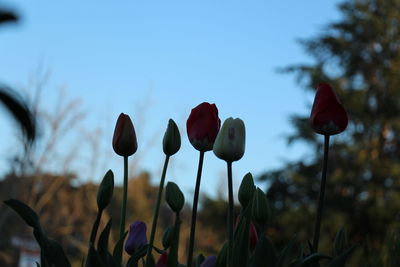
<box><xmin>235</xmin><ymin>216</ymin><xmax>258</xmax><ymax>250</ymax></box>
<box><xmin>112</xmin><ymin>113</ymin><xmax>138</xmax><ymax>156</ymax></box>
<box><xmin>155</xmin><ymin>252</ymin><xmax>168</xmax><ymax>267</ymax></box>
<box><xmin>186</xmin><ymin>102</ymin><xmax>221</xmax><ymax>151</ymax></box>
<box><xmin>310</xmin><ymin>83</ymin><xmax>348</xmax><ymax>135</ymax></box>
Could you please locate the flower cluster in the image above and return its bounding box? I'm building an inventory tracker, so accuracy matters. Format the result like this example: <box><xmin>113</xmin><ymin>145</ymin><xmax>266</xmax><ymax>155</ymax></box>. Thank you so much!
<box><xmin>4</xmin><ymin>83</ymin><xmax>355</xmax><ymax>267</ymax></box>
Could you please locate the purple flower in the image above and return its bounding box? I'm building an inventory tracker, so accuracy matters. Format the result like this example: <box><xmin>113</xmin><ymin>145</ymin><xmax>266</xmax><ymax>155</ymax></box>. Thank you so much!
<box><xmin>124</xmin><ymin>221</ymin><xmax>147</xmax><ymax>255</ymax></box>
<box><xmin>200</xmin><ymin>255</ymin><xmax>217</xmax><ymax>267</ymax></box>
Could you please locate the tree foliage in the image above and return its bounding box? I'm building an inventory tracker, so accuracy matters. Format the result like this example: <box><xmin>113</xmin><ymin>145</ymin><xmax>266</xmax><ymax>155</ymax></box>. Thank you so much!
<box><xmin>260</xmin><ymin>0</ymin><xmax>400</xmax><ymax>265</ymax></box>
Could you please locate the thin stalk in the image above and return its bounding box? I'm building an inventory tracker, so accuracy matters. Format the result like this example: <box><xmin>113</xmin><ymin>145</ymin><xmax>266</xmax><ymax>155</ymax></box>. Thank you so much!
<box><xmin>117</xmin><ymin>156</ymin><xmax>129</xmax><ymax>263</ymax></box>
<box><xmin>145</xmin><ymin>155</ymin><xmax>170</xmax><ymax>266</ymax></box>
<box><xmin>312</xmin><ymin>134</ymin><xmax>330</xmax><ymax>252</ymax></box>
<box><xmin>186</xmin><ymin>151</ymin><xmax>205</xmax><ymax>267</ymax></box>
<box><xmin>227</xmin><ymin>161</ymin><xmax>234</xmax><ymax>267</ymax></box>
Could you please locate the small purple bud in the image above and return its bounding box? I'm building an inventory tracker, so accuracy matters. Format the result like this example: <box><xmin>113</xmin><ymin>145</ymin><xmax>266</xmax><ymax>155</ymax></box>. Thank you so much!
<box><xmin>200</xmin><ymin>255</ymin><xmax>217</xmax><ymax>267</ymax></box>
<box><xmin>125</xmin><ymin>221</ymin><xmax>147</xmax><ymax>255</ymax></box>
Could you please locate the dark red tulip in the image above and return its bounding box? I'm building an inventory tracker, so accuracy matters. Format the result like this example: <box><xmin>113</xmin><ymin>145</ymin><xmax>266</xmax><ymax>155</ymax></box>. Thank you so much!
<box><xmin>310</xmin><ymin>83</ymin><xmax>348</xmax><ymax>135</ymax></box>
<box><xmin>186</xmin><ymin>102</ymin><xmax>220</xmax><ymax>151</ymax></box>
<box><xmin>112</xmin><ymin>113</ymin><xmax>138</xmax><ymax>156</ymax></box>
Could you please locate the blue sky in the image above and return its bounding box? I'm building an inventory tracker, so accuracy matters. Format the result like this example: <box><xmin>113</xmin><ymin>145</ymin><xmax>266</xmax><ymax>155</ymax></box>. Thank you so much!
<box><xmin>0</xmin><ymin>0</ymin><xmax>341</xmax><ymax>200</ymax></box>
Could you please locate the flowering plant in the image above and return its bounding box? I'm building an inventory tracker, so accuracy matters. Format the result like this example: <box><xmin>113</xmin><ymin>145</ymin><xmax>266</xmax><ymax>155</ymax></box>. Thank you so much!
<box><xmin>4</xmin><ymin>87</ymin><xmax>357</xmax><ymax>267</ymax></box>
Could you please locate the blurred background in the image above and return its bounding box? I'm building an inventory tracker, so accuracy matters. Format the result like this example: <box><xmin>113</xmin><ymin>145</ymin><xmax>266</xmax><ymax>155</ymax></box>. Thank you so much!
<box><xmin>1</xmin><ymin>0</ymin><xmax>400</xmax><ymax>266</ymax></box>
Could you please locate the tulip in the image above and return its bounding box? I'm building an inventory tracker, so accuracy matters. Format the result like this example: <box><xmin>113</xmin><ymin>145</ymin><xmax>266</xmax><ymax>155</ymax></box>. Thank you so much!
<box><xmin>163</xmin><ymin>119</ymin><xmax>181</xmax><ymax>156</ymax></box>
<box><xmin>200</xmin><ymin>255</ymin><xmax>217</xmax><ymax>267</ymax></box>
<box><xmin>156</xmin><ymin>253</ymin><xmax>168</xmax><ymax>267</ymax></box>
<box><xmin>186</xmin><ymin>102</ymin><xmax>220</xmax><ymax>151</ymax></box>
<box><xmin>112</xmin><ymin>113</ymin><xmax>138</xmax><ymax>156</ymax></box>
<box><xmin>125</xmin><ymin>221</ymin><xmax>148</xmax><ymax>256</ymax></box>
<box><xmin>213</xmin><ymin>117</ymin><xmax>245</xmax><ymax>162</ymax></box>
<box><xmin>310</xmin><ymin>83</ymin><xmax>348</xmax><ymax>135</ymax></box>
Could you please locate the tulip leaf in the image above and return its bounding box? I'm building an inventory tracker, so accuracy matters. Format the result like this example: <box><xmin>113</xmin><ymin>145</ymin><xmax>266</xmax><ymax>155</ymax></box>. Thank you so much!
<box><xmin>216</xmin><ymin>242</ymin><xmax>228</xmax><ymax>267</ymax></box>
<box><xmin>252</xmin><ymin>188</ymin><xmax>271</xmax><ymax>226</ymax></box>
<box><xmin>327</xmin><ymin>244</ymin><xmax>358</xmax><ymax>267</ymax></box>
<box><xmin>87</xmin><ymin>245</ymin><xmax>107</xmax><ymax>267</ymax></box>
<box><xmin>45</xmin><ymin>238</ymin><xmax>72</xmax><ymax>267</ymax></box>
<box><xmin>292</xmin><ymin>253</ymin><xmax>331</xmax><ymax>267</ymax></box>
<box><xmin>162</xmin><ymin>225</ymin><xmax>174</xmax><ymax>249</ymax></box>
<box><xmin>195</xmin><ymin>254</ymin><xmax>205</xmax><ymax>267</ymax></box>
<box><xmin>253</xmin><ymin>234</ymin><xmax>277</xmax><ymax>267</ymax></box>
<box><xmin>276</xmin><ymin>235</ymin><xmax>297</xmax><ymax>267</ymax></box>
<box><xmin>334</xmin><ymin>227</ymin><xmax>346</xmax><ymax>256</ymax></box>
<box><xmin>233</xmin><ymin>215</ymin><xmax>251</xmax><ymax>267</ymax></box>
<box><xmin>112</xmin><ymin>230</ymin><xmax>128</xmax><ymax>263</ymax></box>
<box><xmin>3</xmin><ymin>199</ymin><xmax>41</xmax><ymax>229</ymax></box>
<box><xmin>238</xmin><ymin>173</ymin><xmax>256</xmax><ymax>209</ymax></box>
<box><xmin>98</xmin><ymin>219</ymin><xmax>112</xmax><ymax>262</ymax></box>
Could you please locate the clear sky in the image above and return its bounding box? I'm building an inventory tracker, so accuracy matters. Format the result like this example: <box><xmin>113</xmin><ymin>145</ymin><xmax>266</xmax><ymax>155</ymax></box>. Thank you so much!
<box><xmin>0</xmin><ymin>0</ymin><xmax>341</xmax><ymax>200</ymax></box>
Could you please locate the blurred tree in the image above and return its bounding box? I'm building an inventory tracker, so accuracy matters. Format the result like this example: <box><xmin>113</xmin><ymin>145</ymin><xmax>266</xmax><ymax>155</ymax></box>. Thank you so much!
<box><xmin>260</xmin><ymin>0</ymin><xmax>400</xmax><ymax>265</ymax></box>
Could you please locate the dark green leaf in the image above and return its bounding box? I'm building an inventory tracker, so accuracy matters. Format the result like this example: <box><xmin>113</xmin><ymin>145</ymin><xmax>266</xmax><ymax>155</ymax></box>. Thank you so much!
<box><xmin>334</xmin><ymin>228</ymin><xmax>346</xmax><ymax>256</ymax></box>
<box><xmin>98</xmin><ymin>219</ymin><xmax>112</xmax><ymax>261</ymax></box>
<box><xmin>293</xmin><ymin>253</ymin><xmax>331</xmax><ymax>267</ymax></box>
<box><xmin>253</xmin><ymin>234</ymin><xmax>277</xmax><ymax>267</ymax></box>
<box><xmin>277</xmin><ymin>235</ymin><xmax>297</xmax><ymax>267</ymax></box>
<box><xmin>195</xmin><ymin>254</ymin><xmax>205</xmax><ymax>267</ymax></box>
<box><xmin>327</xmin><ymin>245</ymin><xmax>357</xmax><ymax>267</ymax></box>
<box><xmin>112</xmin><ymin>231</ymin><xmax>128</xmax><ymax>263</ymax></box>
<box><xmin>4</xmin><ymin>199</ymin><xmax>40</xmax><ymax>228</ymax></box>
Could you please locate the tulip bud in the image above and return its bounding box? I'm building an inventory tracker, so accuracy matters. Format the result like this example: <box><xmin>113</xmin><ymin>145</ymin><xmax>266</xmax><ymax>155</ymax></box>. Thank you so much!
<box><xmin>213</xmin><ymin>117</ymin><xmax>245</xmax><ymax>162</ymax></box>
<box><xmin>163</xmin><ymin>119</ymin><xmax>181</xmax><ymax>156</ymax></box>
<box><xmin>187</xmin><ymin>102</ymin><xmax>221</xmax><ymax>151</ymax></box>
<box><xmin>156</xmin><ymin>253</ymin><xmax>168</xmax><ymax>267</ymax></box>
<box><xmin>200</xmin><ymin>255</ymin><xmax>217</xmax><ymax>267</ymax></box>
<box><xmin>252</xmin><ymin>188</ymin><xmax>271</xmax><ymax>226</ymax></box>
<box><xmin>310</xmin><ymin>83</ymin><xmax>348</xmax><ymax>135</ymax></box>
<box><xmin>238</xmin><ymin>173</ymin><xmax>255</xmax><ymax>209</ymax></box>
<box><xmin>124</xmin><ymin>221</ymin><xmax>147</xmax><ymax>256</ymax></box>
<box><xmin>112</xmin><ymin>113</ymin><xmax>138</xmax><ymax>157</ymax></box>
<box><xmin>97</xmin><ymin>170</ymin><xmax>114</xmax><ymax>211</ymax></box>
<box><xmin>165</xmin><ymin>182</ymin><xmax>185</xmax><ymax>213</ymax></box>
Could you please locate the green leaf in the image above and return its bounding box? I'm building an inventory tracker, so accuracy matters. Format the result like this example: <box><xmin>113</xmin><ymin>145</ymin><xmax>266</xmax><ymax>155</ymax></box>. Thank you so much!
<box><xmin>252</xmin><ymin>188</ymin><xmax>271</xmax><ymax>226</ymax></box>
<box><xmin>253</xmin><ymin>234</ymin><xmax>277</xmax><ymax>267</ymax></box>
<box><xmin>327</xmin><ymin>245</ymin><xmax>357</xmax><ymax>267</ymax></box>
<box><xmin>233</xmin><ymin>215</ymin><xmax>251</xmax><ymax>267</ymax></box>
<box><xmin>195</xmin><ymin>254</ymin><xmax>205</xmax><ymax>267</ymax></box>
<box><xmin>334</xmin><ymin>227</ymin><xmax>346</xmax><ymax>256</ymax></box>
<box><xmin>3</xmin><ymin>199</ymin><xmax>40</xmax><ymax>228</ymax></box>
<box><xmin>112</xmin><ymin>231</ymin><xmax>128</xmax><ymax>263</ymax></box>
<box><xmin>98</xmin><ymin>219</ymin><xmax>112</xmax><ymax>261</ymax></box>
<box><xmin>162</xmin><ymin>225</ymin><xmax>174</xmax><ymax>250</ymax></box>
<box><xmin>46</xmin><ymin>238</ymin><xmax>71</xmax><ymax>267</ymax></box>
<box><xmin>277</xmin><ymin>235</ymin><xmax>297</xmax><ymax>267</ymax></box>
<box><xmin>238</xmin><ymin>172</ymin><xmax>256</xmax><ymax>209</ymax></box>
<box><xmin>87</xmin><ymin>245</ymin><xmax>106</xmax><ymax>267</ymax></box>
<box><xmin>293</xmin><ymin>253</ymin><xmax>331</xmax><ymax>267</ymax></box>
<box><xmin>216</xmin><ymin>242</ymin><xmax>228</xmax><ymax>267</ymax></box>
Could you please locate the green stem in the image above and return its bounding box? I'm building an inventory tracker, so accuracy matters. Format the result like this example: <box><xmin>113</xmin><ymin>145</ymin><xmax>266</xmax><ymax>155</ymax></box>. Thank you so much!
<box><xmin>117</xmin><ymin>156</ymin><xmax>129</xmax><ymax>263</ymax></box>
<box><xmin>186</xmin><ymin>151</ymin><xmax>205</xmax><ymax>267</ymax></box>
<box><xmin>167</xmin><ymin>212</ymin><xmax>181</xmax><ymax>267</ymax></box>
<box><xmin>312</xmin><ymin>134</ymin><xmax>330</xmax><ymax>252</ymax></box>
<box><xmin>145</xmin><ymin>155</ymin><xmax>170</xmax><ymax>266</ymax></box>
<box><xmin>227</xmin><ymin>161</ymin><xmax>234</xmax><ymax>267</ymax></box>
